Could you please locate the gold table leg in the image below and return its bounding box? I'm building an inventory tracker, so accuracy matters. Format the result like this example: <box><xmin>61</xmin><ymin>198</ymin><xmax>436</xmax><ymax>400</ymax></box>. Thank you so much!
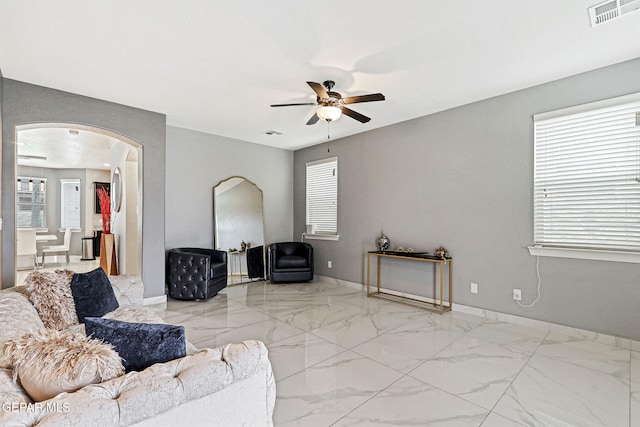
<box><xmin>439</xmin><ymin>260</ymin><xmax>444</xmax><ymax>311</ymax></box>
<box><xmin>377</xmin><ymin>256</ymin><xmax>381</xmax><ymax>293</ymax></box>
<box><xmin>367</xmin><ymin>253</ymin><xmax>371</xmax><ymax>295</ymax></box>
<box><xmin>449</xmin><ymin>260</ymin><xmax>453</xmax><ymax>310</ymax></box>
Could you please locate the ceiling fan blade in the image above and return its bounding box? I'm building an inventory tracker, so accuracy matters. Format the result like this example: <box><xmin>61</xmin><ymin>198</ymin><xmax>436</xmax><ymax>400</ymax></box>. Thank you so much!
<box><xmin>270</xmin><ymin>102</ymin><xmax>316</xmax><ymax>107</ymax></box>
<box><xmin>306</xmin><ymin>112</ymin><xmax>320</xmax><ymax>125</ymax></box>
<box><xmin>307</xmin><ymin>81</ymin><xmax>329</xmax><ymax>99</ymax></box>
<box><xmin>340</xmin><ymin>106</ymin><xmax>371</xmax><ymax>123</ymax></box>
<box><xmin>342</xmin><ymin>93</ymin><xmax>385</xmax><ymax>104</ymax></box>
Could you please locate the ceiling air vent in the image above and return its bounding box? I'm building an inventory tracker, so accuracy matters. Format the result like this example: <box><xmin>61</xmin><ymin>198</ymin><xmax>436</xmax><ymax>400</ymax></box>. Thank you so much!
<box><xmin>588</xmin><ymin>0</ymin><xmax>640</xmax><ymax>26</ymax></box>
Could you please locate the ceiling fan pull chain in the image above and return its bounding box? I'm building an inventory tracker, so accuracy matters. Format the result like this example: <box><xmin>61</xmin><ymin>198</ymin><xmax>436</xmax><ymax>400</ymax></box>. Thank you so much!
<box><xmin>327</xmin><ymin>121</ymin><xmax>331</xmax><ymax>140</ymax></box>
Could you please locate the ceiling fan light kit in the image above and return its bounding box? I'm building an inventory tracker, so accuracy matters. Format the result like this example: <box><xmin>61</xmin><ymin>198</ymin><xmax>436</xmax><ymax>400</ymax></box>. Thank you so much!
<box><xmin>271</xmin><ymin>80</ymin><xmax>386</xmax><ymax>127</ymax></box>
<box><xmin>316</xmin><ymin>105</ymin><xmax>342</xmax><ymax>122</ymax></box>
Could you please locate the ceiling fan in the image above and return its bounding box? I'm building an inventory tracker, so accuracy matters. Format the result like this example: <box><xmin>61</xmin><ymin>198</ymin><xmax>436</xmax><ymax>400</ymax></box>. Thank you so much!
<box><xmin>270</xmin><ymin>80</ymin><xmax>385</xmax><ymax>125</ymax></box>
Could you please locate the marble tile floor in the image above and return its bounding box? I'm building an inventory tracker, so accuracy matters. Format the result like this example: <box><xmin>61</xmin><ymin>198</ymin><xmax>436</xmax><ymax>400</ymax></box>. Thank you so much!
<box><xmin>148</xmin><ymin>277</ymin><xmax>638</xmax><ymax>427</ymax></box>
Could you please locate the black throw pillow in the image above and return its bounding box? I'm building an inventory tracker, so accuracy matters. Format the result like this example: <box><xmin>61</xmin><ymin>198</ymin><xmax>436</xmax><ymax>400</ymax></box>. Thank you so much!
<box><xmin>70</xmin><ymin>267</ymin><xmax>119</xmax><ymax>323</ymax></box>
<box><xmin>85</xmin><ymin>317</ymin><xmax>186</xmax><ymax>372</ymax></box>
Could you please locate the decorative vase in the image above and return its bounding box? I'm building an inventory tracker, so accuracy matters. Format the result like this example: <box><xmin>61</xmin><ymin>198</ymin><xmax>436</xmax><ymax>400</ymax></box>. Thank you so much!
<box><xmin>376</xmin><ymin>232</ymin><xmax>390</xmax><ymax>252</ymax></box>
<box><xmin>100</xmin><ymin>233</ymin><xmax>118</xmax><ymax>276</ymax></box>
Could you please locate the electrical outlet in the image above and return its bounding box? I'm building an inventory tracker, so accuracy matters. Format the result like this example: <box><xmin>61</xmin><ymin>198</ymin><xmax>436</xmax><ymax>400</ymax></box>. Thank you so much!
<box><xmin>513</xmin><ymin>289</ymin><xmax>522</xmax><ymax>301</ymax></box>
<box><xmin>328</xmin><ymin>261</ymin><xmax>332</xmax><ymax>268</ymax></box>
<box><xmin>470</xmin><ymin>282</ymin><xmax>478</xmax><ymax>294</ymax></box>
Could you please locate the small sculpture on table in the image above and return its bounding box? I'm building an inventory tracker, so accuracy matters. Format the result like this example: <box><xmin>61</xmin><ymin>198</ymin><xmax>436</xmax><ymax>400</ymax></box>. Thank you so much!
<box><xmin>435</xmin><ymin>246</ymin><xmax>449</xmax><ymax>259</ymax></box>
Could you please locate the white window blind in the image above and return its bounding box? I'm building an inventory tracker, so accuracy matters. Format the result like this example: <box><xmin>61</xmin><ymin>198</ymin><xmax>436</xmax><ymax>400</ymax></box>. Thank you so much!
<box><xmin>17</xmin><ymin>177</ymin><xmax>47</xmax><ymax>229</ymax></box>
<box><xmin>534</xmin><ymin>93</ymin><xmax>640</xmax><ymax>252</ymax></box>
<box><xmin>306</xmin><ymin>157</ymin><xmax>338</xmax><ymax>234</ymax></box>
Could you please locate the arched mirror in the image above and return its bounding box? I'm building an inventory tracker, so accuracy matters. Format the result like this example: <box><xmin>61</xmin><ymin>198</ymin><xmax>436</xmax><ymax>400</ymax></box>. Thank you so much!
<box><xmin>111</xmin><ymin>167</ymin><xmax>122</xmax><ymax>213</ymax></box>
<box><xmin>213</xmin><ymin>176</ymin><xmax>265</xmax><ymax>284</ymax></box>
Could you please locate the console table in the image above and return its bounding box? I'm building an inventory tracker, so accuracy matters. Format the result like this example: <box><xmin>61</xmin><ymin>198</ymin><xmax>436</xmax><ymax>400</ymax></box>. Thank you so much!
<box><xmin>366</xmin><ymin>251</ymin><xmax>452</xmax><ymax>314</ymax></box>
<box><xmin>229</xmin><ymin>250</ymin><xmax>247</xmax><ymax>277</ymax></box>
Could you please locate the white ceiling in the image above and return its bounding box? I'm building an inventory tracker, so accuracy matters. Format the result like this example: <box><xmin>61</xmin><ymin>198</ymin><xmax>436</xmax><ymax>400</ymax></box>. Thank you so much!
<box><xmin>17</xmin><ymin>128</ymin><xmax>114</xmax><ymax>170</ymax></box>
<box><xmin>1</xmin><ymin>0</ymin><xmax>640</xmax><ymax>153</ymax></box>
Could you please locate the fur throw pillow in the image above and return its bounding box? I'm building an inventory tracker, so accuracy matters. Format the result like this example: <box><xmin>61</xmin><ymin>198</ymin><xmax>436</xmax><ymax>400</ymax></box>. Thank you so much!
<box><xmin>3</xmin><ymin>329</ymin><xmax>124</xmax><ymax>402</ymax></box>
<box><xmin>25</xmin><ymin>269</ymin><xmax>78</xmax><ymax>330</ymax></box>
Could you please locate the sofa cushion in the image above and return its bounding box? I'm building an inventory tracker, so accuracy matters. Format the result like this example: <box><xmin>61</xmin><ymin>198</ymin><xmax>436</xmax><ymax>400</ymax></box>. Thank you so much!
<box><xmin>0</xmin><ymin>367</ymin><xmax>31</xmax><ymax>405</ymax></box>
<box><xmin>101</xmin><ymin>306</ymin><xmax>199</xmax><ymax>356</ymax></box>
<box><xmin>24</xmin><ymin>269</ymin><xmax>78</xmax><ymax>330</ymax></box>
<box><xmin>0</xmin><ymin>288</ymin><xmax>45</xmax><ymax>369</ymax></box>
<box><xmin>70</xmin><ymin>268</ymin><xmax>119</xmax><ymax>323</ymax></box>
<box><xmin>3</xmin><ymin>329</ymin><xmax>124</xmax><ymax>402</ymax></box>
<box><xmin>0</xmin><ymin>341</ymin><xmax>274</xmax><ymax>427</ymax></box>
<box><xmin>85</xmin><ymin>317</ymin><xmax>186</xmax><ymax>372</ymax></box>
<box><xmin>107</xmin><ymin>274</ymin><xmax>144</xmax><ymax>306</ymax></box>
<box><xmin>276</xmin><ymin>255</ymin><xmax>308</xmax><ymax>269</ymax></box>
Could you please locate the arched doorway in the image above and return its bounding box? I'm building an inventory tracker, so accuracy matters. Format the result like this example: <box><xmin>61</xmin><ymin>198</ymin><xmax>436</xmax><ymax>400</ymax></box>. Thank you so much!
<box><xmin>14</xmin><ymin>123</ymin><xmax>143</xmax><ymax>282</ymax></box>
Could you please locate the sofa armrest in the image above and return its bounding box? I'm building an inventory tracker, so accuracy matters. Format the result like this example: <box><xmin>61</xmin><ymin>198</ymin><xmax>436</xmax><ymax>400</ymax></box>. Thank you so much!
<box><xmin>0</xmin><ymin>341</ymin><xmax>275</xmax><ymax>427</ymax></box>
<box><xmin>208</xmin><ymin>249</ymin><xmax>227</xmax><ymax>265</ymax></box>
<box><xmin>268</xmin><ymin>244</ymin><xmax>277</xmax><ymax>271</ymax></box>
<box><xmin>108</xmin><ymin>275</ymin><xmax>144</xmax><ymax>307</ymax></box>
<box><xmin>306</xmin><ymin>244</ymin><xmax>314</xmax><ymax>274</ymax></box>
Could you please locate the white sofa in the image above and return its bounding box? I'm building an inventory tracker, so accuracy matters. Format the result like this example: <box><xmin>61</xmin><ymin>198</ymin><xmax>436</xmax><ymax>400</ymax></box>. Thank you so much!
<box><xmin>0</xmin><ymin>278</ymin><xmax>276</xmax><ymax>426</ymax></box>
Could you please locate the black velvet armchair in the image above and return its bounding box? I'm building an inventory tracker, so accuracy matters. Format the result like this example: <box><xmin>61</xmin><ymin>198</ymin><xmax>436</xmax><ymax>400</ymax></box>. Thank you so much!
<box><xmin>269</xmin><ymin>242</ymin><xmax>314</xmax><ymax>283</ymax></box>
<box><xmin>167</xmin><ymin>248</ymin><xmax>227</xmax><ymax>300</ymax></box>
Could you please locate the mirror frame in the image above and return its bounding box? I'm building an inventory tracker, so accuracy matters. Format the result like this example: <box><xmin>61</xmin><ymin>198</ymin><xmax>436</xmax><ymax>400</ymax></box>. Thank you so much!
<box><xmin>212</xmin><ymin>176</ymin><xmax>266</xmax><ymax>282</ymax></box>
<box><xmin>111</xmin><ymin>167</ymin><xmax>122</xmax><ymax>213</ymax></box>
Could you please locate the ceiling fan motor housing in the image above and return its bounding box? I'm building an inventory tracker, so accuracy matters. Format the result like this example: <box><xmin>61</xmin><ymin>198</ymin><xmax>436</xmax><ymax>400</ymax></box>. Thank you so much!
<box><xmin>270</xmin><ymin>80</ymin><xmax>385</xmax><ymax>125</ymax></box>
<box><xmin>318</xmin><ymin>92</ymin><xmax>342</xmax><ymax>106</ymax></box>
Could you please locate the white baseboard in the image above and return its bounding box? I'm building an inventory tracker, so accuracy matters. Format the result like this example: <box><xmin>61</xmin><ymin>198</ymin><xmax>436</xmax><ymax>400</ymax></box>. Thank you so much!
<box><xmin>317</xmin><ymin>275</ymin><xmax>640</xmax><ymax>351</ymax></box>
<box><xmin>143</xmin><ymin>295</ymin><xmax>167</xmax><ymax>306</ymax></box>
<box><xmin>453</xmin><ymin>302</ymin><xmax>639</xmax><ymax>350</ymax></box>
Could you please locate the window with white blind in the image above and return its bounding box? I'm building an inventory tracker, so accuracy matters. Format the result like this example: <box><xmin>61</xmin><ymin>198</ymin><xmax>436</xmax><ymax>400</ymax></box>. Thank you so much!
<box><xmin>531</xmin><ymin>92</ymin><xmax>640</xmax><ymax>262</ymax></box>
<box><xmin>17</xmin><ymin>177</ymin><xmax>47</xmax><ymax>229</ymax></box>
<box><xmin>306</xmin><ymin>157</ymin><xmax>338</xmax><ymax>239</ymax></box>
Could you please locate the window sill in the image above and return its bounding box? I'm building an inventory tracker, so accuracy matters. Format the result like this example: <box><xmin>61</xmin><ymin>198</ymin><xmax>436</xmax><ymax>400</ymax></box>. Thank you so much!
<box><xmin>303</xmin><ymin>233</ymin><xmax>340</xmax><ymax>241</ymax></box>
<box><xmin>527</xmin><ymin>246</ymin><xmax>640</xmax><ymax>264</ymax></box>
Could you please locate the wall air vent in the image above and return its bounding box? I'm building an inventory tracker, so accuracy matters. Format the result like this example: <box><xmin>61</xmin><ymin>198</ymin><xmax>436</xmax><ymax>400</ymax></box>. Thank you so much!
<box><xmin>588</xmin><ymin>0</ymin><xmax>640</xmax><ymax>26</ymax></box>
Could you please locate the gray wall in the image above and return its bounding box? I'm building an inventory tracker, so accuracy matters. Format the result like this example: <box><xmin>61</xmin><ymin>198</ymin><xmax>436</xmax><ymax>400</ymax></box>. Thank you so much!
<box><xmin>294</xmin><ymin>57</ymin><xmax>640</xmax><ymax>341</ymax></box>
<box><xmin>2</xmin><ymin>79</ymin><xmax>166</xmax><ymax>298</ymax></box>
<box><xmin>165</xmin><ymin>126</ymin><xmax>293</xmax><ymax>250</ymax></box>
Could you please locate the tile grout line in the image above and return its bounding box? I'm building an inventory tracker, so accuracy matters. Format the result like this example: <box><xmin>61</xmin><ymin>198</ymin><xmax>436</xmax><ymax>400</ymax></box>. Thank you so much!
<box><xmin>482</xmin><ymin>328</ymin><xmax>551</xmax><ymax>422</ymax></box>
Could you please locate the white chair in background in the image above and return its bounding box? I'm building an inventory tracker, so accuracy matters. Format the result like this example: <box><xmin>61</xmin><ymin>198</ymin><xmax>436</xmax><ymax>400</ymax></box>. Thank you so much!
<box><xmin>41</xmin><ymin>227</ymin><xmax>72</xmax><ymax>267</ymax></box>
<box><xmin>16</xmin><ymin>229</ymin><xmax>38</xmax><ymax>270</ymax></box>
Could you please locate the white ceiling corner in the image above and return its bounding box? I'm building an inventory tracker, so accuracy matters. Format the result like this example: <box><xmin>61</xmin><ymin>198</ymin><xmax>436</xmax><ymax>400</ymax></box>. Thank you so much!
<box><xmin>0</xmin><ymin>0</ymin><xmax>638</xmax><ymax>158</ymax></box>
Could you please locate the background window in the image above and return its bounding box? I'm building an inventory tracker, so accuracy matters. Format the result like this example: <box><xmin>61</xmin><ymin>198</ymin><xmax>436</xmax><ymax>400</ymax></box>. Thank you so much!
<box><xmin>17</xmin><ymin>177</ymin><xmax>46</xmax><ymax>229</ymax></box>
<box><xmin>306</xmin><ymin>157</ymin><xmax>338</xmax><ymax>235</ymax></box>
<box><xmin>533</xmin><ymin>93</ymin><xmax>640</xmax><ymax>252</ymax></box>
